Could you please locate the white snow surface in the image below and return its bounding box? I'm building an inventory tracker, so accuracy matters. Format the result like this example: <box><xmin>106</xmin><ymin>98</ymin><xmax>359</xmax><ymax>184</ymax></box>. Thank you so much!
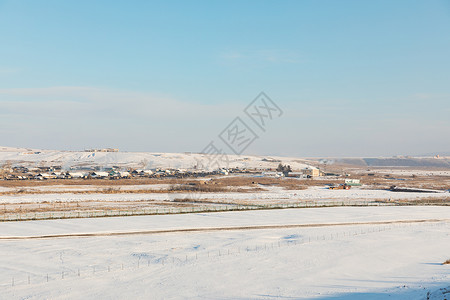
<box><xmin>0</xmin><ymin>186</ymin><xmax>447</xmax><ymax>204</ymax></box>
<box><xmin>0</xmin><ymin>206</ymin><xmax>449</xmax><ymax>299</ymax></box>
<box><xmin>0</xmin><ymin>148</ymin><xmax>310</xmax><ymax>171</ymax></box>
<box><xmin>0</xmin><ymin>184</ymin><xmax>172</xmax><ymax>193</ymax></box>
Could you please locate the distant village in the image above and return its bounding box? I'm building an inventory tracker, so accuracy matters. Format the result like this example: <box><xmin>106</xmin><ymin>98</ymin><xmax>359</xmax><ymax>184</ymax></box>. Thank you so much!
<box><xmin>0</xmin><ymin>148</ymin><xmax>359</xmax><ymax>181</ymax></box>
<box><xmin>0</xmin><ymin>163</ymin><xmax>326</xmax><ymax>181</ymax></box>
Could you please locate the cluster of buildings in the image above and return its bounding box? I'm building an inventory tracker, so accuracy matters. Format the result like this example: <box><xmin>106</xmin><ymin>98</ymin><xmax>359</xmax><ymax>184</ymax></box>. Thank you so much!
<box><xmin>84</xmin><ymin>148</ymin><xmax>119</xmax><ymax>153</ymax></box>
<box><xmin>0</xmin><ymin>165</ymin><xmax>236</xmax><ymax>181</ymax></box>
<box><xmin>261</xmin><ymin>166</ymin><xmax>323</xmax><ymax>178</ymax></box>
<box><xmin>1</xmin><ymin>163</ymin><xmax>325</xmax><ymax>181</ymax></box>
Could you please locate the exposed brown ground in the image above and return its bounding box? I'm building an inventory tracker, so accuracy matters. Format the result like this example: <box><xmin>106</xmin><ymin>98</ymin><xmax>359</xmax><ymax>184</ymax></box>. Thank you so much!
<box><xmin>1</xmin><ymin>171</ymin><xmax>449</xmax><ymax>219</ymax></box>
<box><xmin>0</xmin><ymin>177</ymin><xmax>338</xmax><ymax>195</ymax></box>
<box><xmin>0</xmin><ymin>200</ymin><xmax>200</xmax><ymax>214</ymax></box>
<box><xmin>361</xmin><ymin>175</ymin><xmax>450</xmax><ymax>190</ymax></box>
<box><xmin>1</xmin><ymin>172</ymin><xmax>448</xmax><ymax>190</ymax></box>
<box><xmin>0</xmin><ymin>178</ymin><xmax>180</xmax><ymax>187</ymax></box>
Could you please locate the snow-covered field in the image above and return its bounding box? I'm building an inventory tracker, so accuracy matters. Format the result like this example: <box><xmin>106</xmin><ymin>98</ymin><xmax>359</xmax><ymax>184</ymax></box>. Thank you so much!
<box><xmin>0</xmin><ymin>184</ymin><xmax>172</xmax><ymax>193</ymax></box>
<box><xmin>0</xmin><ymin>186</ymin><xmax>447</xmax><ymax>205</ymax></box>
<box><xmin>352</xmin><ymin>168</ymin><xmax>450</xmax><ymax>177</ymax></box>
<box><xmin>1</xmin><ymin>147</ymin><xmax>450</xmax><ymax>298</ymax></box>
<box><xmin>0</xmin><ymin>206</ymin><xmax>449</xmax><ymax>299</ymax></box>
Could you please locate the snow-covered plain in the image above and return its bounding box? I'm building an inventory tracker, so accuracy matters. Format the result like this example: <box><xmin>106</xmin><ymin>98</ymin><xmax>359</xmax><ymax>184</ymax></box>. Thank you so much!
<box><xmin>0</xmin><ymin>206</ymin><xmax>449</xmax><ymax>299</ymax></box>
<box><xmin>0</xmin><ymin>184</ymin><xmax>172</xmax><ymax>193</ymax></box>
<box><xmin>355</xmin><ymin>169</ymin><xmax>450</xmax><ymax>177</ymax></box>
<box><xmin>0</xmin><ymin>186</ymin><xmax>447</xmax><ymax>205</ymax></box>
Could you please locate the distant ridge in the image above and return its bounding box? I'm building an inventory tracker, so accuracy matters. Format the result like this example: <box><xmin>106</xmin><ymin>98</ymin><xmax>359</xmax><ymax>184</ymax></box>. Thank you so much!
<box><xmin>0</xmin><ymin>146</ymin><xmax>39</xmax><ymax>152</ymax></box>
<box><xmin>329</xmin><ymin>157</ymin><xmax>450</xmax><ymax>168</ymax></box>
<box><xmin>416</xmin><ymin>151</ymin><xmax>450</xmax><ymax>157</ymax></box>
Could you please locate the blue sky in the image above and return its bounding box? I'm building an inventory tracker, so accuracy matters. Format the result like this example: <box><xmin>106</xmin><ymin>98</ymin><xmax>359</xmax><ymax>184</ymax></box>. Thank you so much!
<box><xmin>0</xmin><ymin>0</ymin><xmax>449</xmax><ymax>156</ymax></box>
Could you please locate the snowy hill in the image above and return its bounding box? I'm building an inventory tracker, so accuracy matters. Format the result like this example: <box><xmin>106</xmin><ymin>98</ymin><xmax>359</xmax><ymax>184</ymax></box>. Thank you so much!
<box><xmin>0</xmin><ymin>146</ymin><xmax>38</xmax><ymax>152</ymax></box>
<box><xmin>0</xmin><ymin>147</ymin><xmax>311</xmax><ymax>171</ymax></box>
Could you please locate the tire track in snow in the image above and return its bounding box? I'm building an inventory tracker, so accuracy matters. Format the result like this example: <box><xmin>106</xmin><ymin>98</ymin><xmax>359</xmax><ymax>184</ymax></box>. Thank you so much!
<box><xmin>1</xmin><ymin>218</ymin><xmax>449</xmax><ymax>240</ymax></box>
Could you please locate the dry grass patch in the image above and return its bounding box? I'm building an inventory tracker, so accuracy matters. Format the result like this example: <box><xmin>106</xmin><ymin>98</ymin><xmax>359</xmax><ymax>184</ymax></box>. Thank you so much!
<box><xmin>0</xmin><ymin>189</ymin><xmax>172</xmax><ymax>196</ymax></box>
<box><xmin>233</xmin><ymin>187</ymin><xmax>268</xmax><ymax>193</ymax></box>
<box><xmin>0</xmin><ymin>199</ymin><xmax>200</xmax><ymax>214</ymax></box>
<box><xmin>168</xmin><ymin>184</ymin><xmax>226</xmax><ymax>193</ymax></box>
<box><xmin>210</xmin><ymin>177</ymin><xmax>337</xmax><ymax>190</ymax></box>
<box><xmin>0</xmin><ymin>178</ymin><xmax>186</xmax><ymax>188</ymax></box>
<box><xmin>362</xmin><ymin>175</ymin><xmax>450</xmax><ymax>191</ymax></box>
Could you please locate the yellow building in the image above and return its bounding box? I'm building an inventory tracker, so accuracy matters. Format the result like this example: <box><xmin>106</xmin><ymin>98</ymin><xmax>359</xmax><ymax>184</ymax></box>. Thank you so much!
<box><xmin>302</xmin><ymin>167</ymin><xmax>321</xmax><ymax>177</ymax></box>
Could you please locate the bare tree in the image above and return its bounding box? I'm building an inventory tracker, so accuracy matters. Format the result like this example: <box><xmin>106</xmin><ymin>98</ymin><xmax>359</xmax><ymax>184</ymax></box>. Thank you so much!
<box><xmin>276</xmin><ymin>163</ymin><xmax>292</xmax><ymax>176</ymax></box>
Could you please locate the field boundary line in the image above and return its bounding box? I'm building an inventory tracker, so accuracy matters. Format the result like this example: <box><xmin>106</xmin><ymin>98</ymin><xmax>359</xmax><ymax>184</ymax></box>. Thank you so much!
<box><xmin>1</xmin><ymin>218</ymin><xmax>449</xmax><ymax>240</ymax></box>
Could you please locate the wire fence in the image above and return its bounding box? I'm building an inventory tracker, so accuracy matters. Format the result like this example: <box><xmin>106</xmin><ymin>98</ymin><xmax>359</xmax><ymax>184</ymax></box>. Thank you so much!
<box><xmin>1</xmin><ymin>220</ymin><xmax>447</xmax><ymax>289</ymax></box>
<box><xmin>0</xmin><ymin>200</ymin><xmax>398</xmax><ymax>222</ymax></box>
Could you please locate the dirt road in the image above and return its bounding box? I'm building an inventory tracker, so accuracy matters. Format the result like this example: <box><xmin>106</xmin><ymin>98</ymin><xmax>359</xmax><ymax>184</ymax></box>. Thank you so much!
<box><xmin>1</xmin><ymin>218</ymin><xmax>448</xmax><ymax>240</ymax></box>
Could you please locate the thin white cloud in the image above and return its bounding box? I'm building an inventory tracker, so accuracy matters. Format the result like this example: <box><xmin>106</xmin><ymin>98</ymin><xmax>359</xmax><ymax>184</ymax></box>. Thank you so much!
<box><xmin>257</xmin><ymin>49</ymin><xmax>302</xmax><ymax>64</ymax></box>
<box><xmin>0</xmin><ymin>86</ymin><xmax>243</xmax><ymax>151</ymax></box>
<box><xmin>0</xmin><ymin>86</ymin><xmax>236</xmax><ymax>119</ymax></box>
<box><xmin>220</xmin><ymin>51</ymin><xmax>245</xmax><ymax>60</ymax></box>
<box><xmin>411</xmin><ymin>93</ymin><xmax>450</xmax><ymax>100</ymax></box>
<box><xmin>220</xmin><ymin>49</ymin><xmax>302</xmax><ymax>64</ymax></box>
<box><xmin>0</xmin><ymin>67</ymin><xmax>20</xmax><ymax>75</ymax></box>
